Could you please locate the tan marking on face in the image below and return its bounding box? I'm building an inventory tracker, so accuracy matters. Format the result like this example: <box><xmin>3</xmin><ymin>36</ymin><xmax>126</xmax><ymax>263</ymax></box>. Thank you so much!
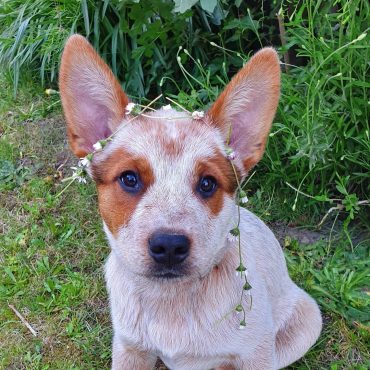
<box><xmin>145</xmin><ymin>120</ymin><xmax>187</xmax><ymax>157</ymax></box>
<box><xmin>195</xmin><ymin>150</ymin><xmax>239</xmax><ymax>216</ymax></box>
<box><xmin>92</xmin><ymin>149</ymin><xmax>154</xmax><ymax>235</ymax></box>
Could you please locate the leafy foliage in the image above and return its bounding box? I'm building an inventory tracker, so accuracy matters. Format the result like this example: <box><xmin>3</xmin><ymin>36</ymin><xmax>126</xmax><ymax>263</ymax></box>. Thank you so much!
<box><xmin>0</xmin><ymin>0</ymin><xmax>80</xmax><ymax>95</ymax></box>
<box><xmin>169</xmin><ymin>0</ymin><xmax>370</xmax><ymax>225</ymax></box>
<box><xmin>286</xmin><ymin>239</ymin><xmax>369</xmax><ymax>325</ymax></box>
<box><xmin>0</xmin><ymin>159</ymin><xmax>30</xmax><ymax>189</ymax></box>
<box><xmin>0</xmin><ymin>0</ymin><xmax>274</xmax><ymax>97</ymax></box>
<box><xmin>263</xmin><ymin>0</ymin><xmax>369</xmax><ymax>220</ymax></box>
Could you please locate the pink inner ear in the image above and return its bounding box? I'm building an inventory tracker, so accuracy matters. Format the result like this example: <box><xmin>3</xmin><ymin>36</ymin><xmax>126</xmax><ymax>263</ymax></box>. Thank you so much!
<box><xmin>77</xmin><ymin>92</ymin><xmax>113</xmax><ymax>153</ymax></box>
<box><xmin>229</xmin><ymin>105</ymin><xmax>261</xmax><ymax>153</ymax></box>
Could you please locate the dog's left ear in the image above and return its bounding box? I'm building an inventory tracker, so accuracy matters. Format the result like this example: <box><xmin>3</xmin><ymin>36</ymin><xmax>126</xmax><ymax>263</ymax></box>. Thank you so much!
<box><xmin>207</xmin><ymin>48</ymin><xmax>280</xmax><ymax>176</ymax></box>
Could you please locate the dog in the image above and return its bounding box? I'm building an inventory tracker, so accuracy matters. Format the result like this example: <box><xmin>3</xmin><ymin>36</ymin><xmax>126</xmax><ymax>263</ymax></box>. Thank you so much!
<box><xmin>59</xmin><ymin>35</ymin><xmax>322</xmax><ymax>370</ymax></box>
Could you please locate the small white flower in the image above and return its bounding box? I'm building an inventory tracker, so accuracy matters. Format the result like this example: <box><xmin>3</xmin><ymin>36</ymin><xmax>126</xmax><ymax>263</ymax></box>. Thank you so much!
<box><xmin>71</xmin><ymin>166</ymin><xmax>88</xmax><ymax>184</ymax></box>
<box><xmin>241</xmin><ymin>196</ymin><xmax>249</xmax><ymax>204</ymax></box>
<box><xmin>125</xmin><ymin>102</ymin><xmax>136</xmax><ymax>114</ymax></box>
<box><xmin>162</xmin><ymin>104</ymin><xmax>172</xmax><ymax>111</ymax></box>
<box><xmin>192</xmin><ymin>111</ymin><xmax>204</xmax><ymax>120</ymax></box>
<box><xmin>239</xmin><ymin>190</ymin><xmax>248</xmax><ymax>204</ymax></box>
<box><xmin>227</xmin><ymin>151</ymin><xmax>236</xmax><ymax>161</ymax></box>
<box><xmin>227</xmin><ymin>233</ymin><xmax>238</xmax><ymax>243</ymax></box>
<box><xmin>246</xmin><ymin>289</ymin><xmax>252</xmax><ymax>296</ymax></box>
<box><xmin>79</xmin><ymin>157</ymin><xmax>90</xmax><ymax>167</ymax></box>
<box><xmin>239</xmin><ymin>323</ymin><xmax>246</xmax><ymax>330</ymax></box>
<box><xmin>235</xmin><ymin>270</ymin><xmax>247</xmax><ymax>278</ymax></box>
<box><xmin>76</xmin><ymin>176</ymin><xmax>87</xmax><ymax>184</ymax></box>
<box><xmin>93</xmin><ymin>141</ymin><xmax>103</xmax><ymax>152</ymax></box>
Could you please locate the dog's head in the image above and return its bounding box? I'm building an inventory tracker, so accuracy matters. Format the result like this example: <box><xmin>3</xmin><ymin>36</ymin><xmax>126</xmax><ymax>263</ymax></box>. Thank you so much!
<box><xmin>59</xmin><ymin>35</ymin><xmax>280</xmax><ymax>281</ymax></box>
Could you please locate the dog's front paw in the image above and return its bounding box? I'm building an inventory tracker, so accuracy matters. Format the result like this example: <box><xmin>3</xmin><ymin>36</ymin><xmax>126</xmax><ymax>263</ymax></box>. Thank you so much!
<box><xmin>112</xmin><ymin>339</ymin><xmax>156</xmax><ymax>370</ymax></box>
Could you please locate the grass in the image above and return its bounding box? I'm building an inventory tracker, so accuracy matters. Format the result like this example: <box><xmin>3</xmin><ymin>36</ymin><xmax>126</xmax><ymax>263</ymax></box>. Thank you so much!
<box><xmin>0</xmin><ymin>75</ymin><xmax>112</xmax><ymax>368</ymax></box>
<box><xmin>0</xmin><ymin>71</ymin><xmax>369</xmax><ymax>369</ymax></box>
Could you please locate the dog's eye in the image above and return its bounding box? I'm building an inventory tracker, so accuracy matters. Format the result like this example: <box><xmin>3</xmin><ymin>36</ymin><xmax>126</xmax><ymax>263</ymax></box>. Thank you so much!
<box><xmin>198</xmin><ymin>176</ymin><xmax>217</xmax><ymax>197</ymax></box>
<box><xmin>119</xmin><ymin>171</ymin><xmax>141</xmax><ymax>193</ymax></box>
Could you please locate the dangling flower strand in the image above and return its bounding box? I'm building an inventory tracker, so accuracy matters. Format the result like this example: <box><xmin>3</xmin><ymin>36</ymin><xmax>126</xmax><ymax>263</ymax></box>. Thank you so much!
<box><xmin>225</xmin><ymin>135</ymin><xmax>253</xmax><ymax>330</ymax></box>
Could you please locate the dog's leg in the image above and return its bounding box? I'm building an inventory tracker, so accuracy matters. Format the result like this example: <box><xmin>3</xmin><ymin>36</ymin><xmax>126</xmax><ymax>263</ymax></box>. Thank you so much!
<box><xmin>216</xmin><ymin>343</ymin><xmax>276</xmax><ymax>370</ymax></box>
<box><xmin>234</xmin><ymin>355</ymin><xmax>276</xmax><ymax>370</ymax></box>
<box><xmin>111</xmin><ymin>336</ymin><xmax>156</xmax><ymax>370</ymax></box>
<box><xmin>275</xmin><ymin>291</ymin><xmax>322</xmax><ymax>368</ymax></box>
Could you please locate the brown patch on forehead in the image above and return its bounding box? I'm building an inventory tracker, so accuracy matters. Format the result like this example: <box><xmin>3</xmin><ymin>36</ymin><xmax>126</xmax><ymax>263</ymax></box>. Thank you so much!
<box><xmin>156</xmin><ymin>126</ymin><xmax>186</xmax><ymax>157</ymax></box>
<box><xmin>160</xmin><ymin>137</ymin><xmax>185</xmax><ymax>157</ymax></box>
<box><xmin>195</xmin><ymin>150</ymin><xmax>239</xmax><ymax>216</ymax></box>
<box><xmin>92</xmin><ymin>149</ymin><xmax>154</xmax><ymax>235</ymax></box>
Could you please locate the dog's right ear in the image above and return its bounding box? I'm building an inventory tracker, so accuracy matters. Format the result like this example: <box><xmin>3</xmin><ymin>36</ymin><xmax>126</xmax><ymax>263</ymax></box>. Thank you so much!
<box><xmin>59</xmin><ymin>35</ymin><xmax>129</xmax><ymax>158</ymax></box>
<box><xmin>207</xmin><ymin>48</ymin><xmax>280</xmax><ymax>177</ymax></box>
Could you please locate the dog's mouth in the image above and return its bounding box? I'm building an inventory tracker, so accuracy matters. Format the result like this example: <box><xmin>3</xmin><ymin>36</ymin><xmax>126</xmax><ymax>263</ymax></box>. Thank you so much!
<box><xmin>150</xmin><ymin>265</ymin><xmax>188</xmax><ymax>280</ymax></box>
<box><xmin>153</xmin><ymin>272</ymin><xmax>183</xmax><ymax>279</ymax></box>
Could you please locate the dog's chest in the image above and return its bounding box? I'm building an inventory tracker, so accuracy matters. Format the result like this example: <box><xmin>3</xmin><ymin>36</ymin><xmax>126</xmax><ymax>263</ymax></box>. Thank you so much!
<box><xmin>115</xmin><ymin>289</ymin><xmax>246</xmax><ymax>369</ymax></box>
<box><xmin>114</xmin><ymin>282</ymin><xmax>239</xmax><ymax>351</ymax></box>
<box><xmin>107</xmin><ymin>269</ymin><xmax>268</xmax><ymax>369</ymax></box>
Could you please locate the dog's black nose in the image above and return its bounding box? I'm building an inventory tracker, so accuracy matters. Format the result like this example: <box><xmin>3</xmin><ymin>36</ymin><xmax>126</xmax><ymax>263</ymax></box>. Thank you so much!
<box><xmin>148</xmin><ymin>233</ymin><xmax>190</xmax><ymax>266</ymax></box>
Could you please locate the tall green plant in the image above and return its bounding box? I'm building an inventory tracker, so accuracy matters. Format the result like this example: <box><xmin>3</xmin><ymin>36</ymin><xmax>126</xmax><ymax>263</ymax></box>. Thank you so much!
<box><xmin>263</xmin><ymin>0</ymin><xmax>369</xmax><ymax>216</ymax></box>
<box><xmin>0</xmin><ymin>0</ymin><xmax>81</xmax><ymax>94</ymax></box>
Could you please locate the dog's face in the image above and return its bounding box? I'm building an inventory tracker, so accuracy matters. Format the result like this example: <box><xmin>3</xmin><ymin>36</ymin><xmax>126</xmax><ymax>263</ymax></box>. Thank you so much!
<box><xmin>90</xmin><ymin>110</ymin><xmax>238</xmax><ymax>280</ymax></box>
<box><xmin>59</xmin><ymin>35</ymin><xmax>280</xmax><ymax>281</ymax></box>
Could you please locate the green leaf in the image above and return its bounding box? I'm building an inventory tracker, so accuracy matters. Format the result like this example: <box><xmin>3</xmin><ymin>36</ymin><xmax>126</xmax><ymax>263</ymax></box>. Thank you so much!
<box><xmin>200</xmin><ymin>0</ymin><xmax>217</xmax><ymax>13</ymax></box>
<box><xmin>81</xmin><ymin>0</ymin><xmax>90</xmax><ymax>36</ymax></box>
<box><xmin>314</xmin><ymin>194</ymin><xmax>331</xmax><ymax>202</ymax></box>
<box><xmin>173</xmin><ymin>0</ymin><xmax>198</xmax><ymax>13</ymax></box>
<box><xmin>335</xmin><ymin>184</ymin><xmax>347</xmax><ymax>195</ymax></box>
<box><xmin>223</xmin><ymin>16</ymin><xmax>259</xmax><ymax>31</ymax></box>
<box><xmin>0</xmin><ymin>160</ymin><xmax>15</xmax><ymax>180</ymax></box>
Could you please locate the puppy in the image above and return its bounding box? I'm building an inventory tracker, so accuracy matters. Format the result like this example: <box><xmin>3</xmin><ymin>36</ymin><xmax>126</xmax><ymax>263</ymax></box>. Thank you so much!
<box><xmin>59</xmin><ymin>35</ymin><xmax>322</xmax><ymax>370</ymax></box>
